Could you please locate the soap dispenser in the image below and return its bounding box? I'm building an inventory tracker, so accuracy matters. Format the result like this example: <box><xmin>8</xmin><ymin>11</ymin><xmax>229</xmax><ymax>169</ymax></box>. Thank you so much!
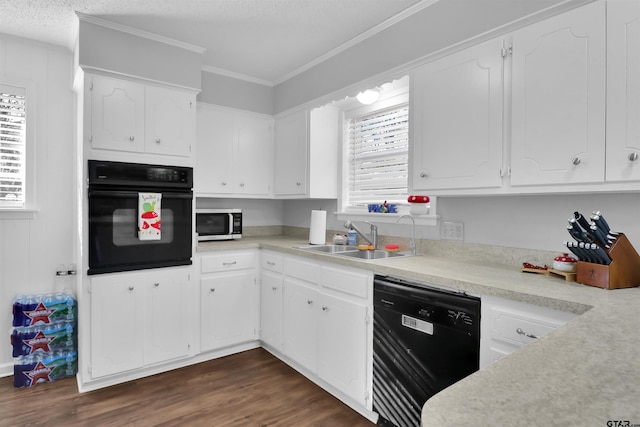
<box><xmin>347</xmin><ymin>229</ymin><xmax>357</xmax><ymax>245</ymax></box>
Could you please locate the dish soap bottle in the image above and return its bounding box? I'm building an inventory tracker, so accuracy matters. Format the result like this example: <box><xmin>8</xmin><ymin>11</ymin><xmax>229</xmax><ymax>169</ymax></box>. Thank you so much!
<box><xmin>347</xmin><ymin>229</ymin><xmax>357</xmax><ymax>245</ymax></box>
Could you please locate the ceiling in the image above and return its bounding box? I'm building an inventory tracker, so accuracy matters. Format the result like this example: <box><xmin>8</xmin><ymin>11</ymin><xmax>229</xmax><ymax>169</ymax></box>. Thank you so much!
<box><xmin>0</xmin><ymin>0</ymin><xmax>590</xmax><ymax>87</ymax></box>
<box><xmin>0</xmin><ymin>0</ymin><xmax>429</xmax><ymax>85</ymax></box>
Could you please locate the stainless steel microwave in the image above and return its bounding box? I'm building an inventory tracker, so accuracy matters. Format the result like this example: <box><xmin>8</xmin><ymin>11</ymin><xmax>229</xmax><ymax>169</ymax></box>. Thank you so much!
<box><xmin>196</xmin><ymin>209</ymin><xmax>242</xmax><ymax>241</ymax></box>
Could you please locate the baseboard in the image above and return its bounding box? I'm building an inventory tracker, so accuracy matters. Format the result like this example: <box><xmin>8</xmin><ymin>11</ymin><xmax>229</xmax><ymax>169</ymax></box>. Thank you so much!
<box><xmin>76</xmin><ymin>341</ymin><xmax>260</xmax><ymax>393</ymax></box>
<box><xmin>0</xmin><ymin>361</ymin><xmax>13</xmax><ymax>378</ymax></box>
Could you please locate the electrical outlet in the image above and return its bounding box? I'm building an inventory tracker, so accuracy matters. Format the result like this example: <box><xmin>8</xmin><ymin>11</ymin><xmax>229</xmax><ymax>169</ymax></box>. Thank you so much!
<box><xmin>440</xmin><ymin>222</ymin><xmax>464</xmax><ymax>241</ymax></box>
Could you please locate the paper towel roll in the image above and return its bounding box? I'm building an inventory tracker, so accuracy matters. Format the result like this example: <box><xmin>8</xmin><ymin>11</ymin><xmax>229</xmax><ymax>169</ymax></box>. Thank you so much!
<box><xmin>309</xmin><ymin>210</ymin><xmax>327</xmax><ymax>245</ymax></box>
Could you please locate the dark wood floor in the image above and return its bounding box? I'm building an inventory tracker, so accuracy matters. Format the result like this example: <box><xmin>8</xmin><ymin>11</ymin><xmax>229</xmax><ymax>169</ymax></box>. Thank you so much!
<box><xmin>0</xmin><ymin>348</ymin><xmax>375</xmax><ymax>426</ymax></box>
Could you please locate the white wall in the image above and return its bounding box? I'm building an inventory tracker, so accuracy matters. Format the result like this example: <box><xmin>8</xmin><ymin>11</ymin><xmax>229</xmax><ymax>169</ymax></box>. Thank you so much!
<box><xmin>437</xmin><ymin>193</ymin><xmax>640</xmax><ymax>253</ymax></box>
<box><xmin>0</xmin><ymin>35</ymin><xmax>75</xmax><ymax>376</ymax></box>
<box><xmin>198</xmin><ymin>71</ymin><xmax>274</xmax><ymax>115</ymax></box>
<box><xmin>78</xmin><ymin>20</ymin><xmax>202</xmax><ymax>91</ymax></box>
<box><xmin>196</xmin><ymin>198</ymin><xmax>284</xmax><ymax>226</ymax></box>
<box><xmin>281</xmin><ymin>194</ymin><xmax>640</xmax><ymax>256</ymax></box>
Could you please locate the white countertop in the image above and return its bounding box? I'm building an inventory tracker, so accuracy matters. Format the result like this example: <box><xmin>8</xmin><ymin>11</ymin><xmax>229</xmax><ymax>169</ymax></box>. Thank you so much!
<box><xmin>198</xmin><ymin>236</ymin><xmax>640</xmax><ymax>426</ymax></box>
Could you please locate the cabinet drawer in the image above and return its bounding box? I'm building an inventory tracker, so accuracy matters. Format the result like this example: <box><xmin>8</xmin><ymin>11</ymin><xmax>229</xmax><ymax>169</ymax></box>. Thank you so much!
<box><xmin>490</xmin><ymin>308</ymin><xmax>557</xmax><ymax>346</ymax></box>
<box><xmin>322</xmin><ymin>266</ymin><xmax>370</xmax><ymax>299</ymax></box>
<box><xmin>201</xmin><ymin>252</ymin><xmax>256</xmax><ymax>273</ymax></box>
<box><xmin>284</xmin><ymin>256</ymin><xmax>322</xmax><ymax>283</ymax></box>
<box><xmin>261</xmin><ymin>251</ymin><xmax>284</xmax><ymax>273</ymax></box>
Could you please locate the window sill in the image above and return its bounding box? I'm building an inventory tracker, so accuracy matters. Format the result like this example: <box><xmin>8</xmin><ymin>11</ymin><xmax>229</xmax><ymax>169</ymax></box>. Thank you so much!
<box><xmin>0</xmin><ymin>209</ymin><xmax>38</xmax><ymax>220</ymax></box>
<box><xmin>335</xmin><ymin>211</ymin><xmax>438</xmax><ymax>226</ymax></box>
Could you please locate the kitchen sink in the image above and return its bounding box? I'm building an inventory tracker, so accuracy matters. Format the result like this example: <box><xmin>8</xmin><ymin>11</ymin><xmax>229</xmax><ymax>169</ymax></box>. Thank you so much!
<box><xmin>295</xmin><ymin>245</ymin><xmax>359</xmax><ymax>253</ymax></box>
<box><xmin>334</xmin><ymin>249</ymin><xmax>409</xmax><ymax>260</ymax></box>
<box><xmin>295</xmin><ymin>245</ymin><xmax>410</xmax><ymax>260</ymax></box>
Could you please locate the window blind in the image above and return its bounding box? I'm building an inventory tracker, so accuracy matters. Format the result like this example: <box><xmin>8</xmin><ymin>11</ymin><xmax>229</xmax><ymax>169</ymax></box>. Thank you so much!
<box><xmin>0</xmin><ymin>85</ymin><xmax>27</xmax><ymax>207</ymax></box>
<box><xmin>347</xmin><ymin>104</ymin><xmax>409</xmax><ymax>206</ymax></box>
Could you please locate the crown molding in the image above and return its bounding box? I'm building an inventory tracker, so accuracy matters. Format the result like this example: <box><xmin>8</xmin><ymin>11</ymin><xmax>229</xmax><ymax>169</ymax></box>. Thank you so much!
<box><xmin>75</xmin><ymin>11</ymin><xmax>206</xmax><ymax>54</ymax></box>
<box><xmin>200</xmin><ymin>0</ymin><xmax>438</xmax><ymax>87</ymax></box>
<box><xmin>271</xmin><ymin>0</ymin><xmax>440</xmax><ymax>85</ymax></box>
<box><xmin>201</xmin><ymin>65</ymin><xmax>274</xmax><ymax>87</ymax></box>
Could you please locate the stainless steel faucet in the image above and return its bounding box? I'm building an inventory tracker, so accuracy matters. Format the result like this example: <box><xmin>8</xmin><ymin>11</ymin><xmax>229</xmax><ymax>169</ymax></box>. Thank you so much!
<box><xmin>395</xmin><ymin>215</ymin><xmax>417</xmax><ymax>256</ymax></box>
<box><xmin>344</xmin><ymin>220</ymin><xmax>378</xmax><ymax>249</ymax></box>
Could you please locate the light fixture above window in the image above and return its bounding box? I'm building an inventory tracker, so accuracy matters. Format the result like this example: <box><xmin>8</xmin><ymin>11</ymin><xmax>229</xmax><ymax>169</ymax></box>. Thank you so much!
<box><xmin>356</xmin><ymin>88</ymin><xmax>380</xmax><ymax>105</ymax></box>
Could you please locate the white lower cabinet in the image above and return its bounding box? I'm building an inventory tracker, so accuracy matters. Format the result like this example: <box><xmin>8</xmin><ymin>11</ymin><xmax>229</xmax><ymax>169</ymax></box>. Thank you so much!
<box><xmin>316</xmin><ymin>291</ymin><xmax>367</xmax><ymax>404</ymax></box>
<box><xmin>283</xmin><ymin>278</ymin><xmax>319</xmax><ymax>371</ymax></box>
<box><xmin>199</xmin><ymin>251</ymin><xmax>259</xmax><ymax>352</ymax></box>
<box><xmin>260</xmin><ymin>251</ymin><xmax>284</xmax><ymax>352</ymax></box>
<box><xmin>279</xmin><ymin>255</ymin><xmax>372</xmax><ymax>407</ymax></box>
<box><xmin>480</xmin><ymin>295</ymin><xmax>578</xmax><ymax>368</ymax></box>
<box><xmin>89</xmin><ymin>268</ymin><xmax>190</xmax><ymax>379</ymax></box>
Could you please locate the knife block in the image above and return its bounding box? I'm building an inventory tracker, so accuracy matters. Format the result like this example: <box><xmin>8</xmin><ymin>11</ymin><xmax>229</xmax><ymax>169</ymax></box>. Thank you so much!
<box><xmin>576</xmin><ymin>233</ymin><xmax>640</xmax><ymax>290</ymax></box>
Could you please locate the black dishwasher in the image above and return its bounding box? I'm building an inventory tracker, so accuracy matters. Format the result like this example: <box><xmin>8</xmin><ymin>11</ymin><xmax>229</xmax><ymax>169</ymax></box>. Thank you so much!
<box><xmin>373</xmin><ymin>275</ymin><xmax>480</xmax><ymax>427</ymax></box>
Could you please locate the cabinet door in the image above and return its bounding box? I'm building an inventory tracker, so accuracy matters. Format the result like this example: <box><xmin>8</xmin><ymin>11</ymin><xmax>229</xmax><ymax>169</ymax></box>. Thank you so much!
<box><xmin>317</xmin><ymin>293</ymin><xmax>368</xmax><ymax>406</ymax></box>
<box><xmin>235</xmin><ymin>113</ymin><xmax>273</xmax><ymax>195</ymax></box>
<box><xmin>510</xmin><ymin>1</ymin><xmax>605</xmax><ymax>186</ymax></box>
<box><xmin>145</xmin><ymin>86</ymin><xmax>195</xmax><ymax>157</ymax></box>
<box><xmin>411</xmin><ymin>38</ymin><xmax>504</xmax><ymax>191</ymax></box>
<box><xmin>606</xmin><ymin>1</ymin><xmax>640</xmax><ymax>181</ymax></box>
<box><xmin>89</xmin><ymin>75</ymin><xmax>145</xmax><ymax>152</ymax></box>
<box><xmin>90</xmin><ymin>274</ymin><xmax>144</xmax><ymax>378</ymax></box>
<box><xmin>260</xmin><ymin>270</ymin><xmax>284</xmax><ymax>352</ymax></box>
<box><xmin>143</xmin><ymin>270</ymin><xmax>190</xmax><ymax>365</ymax></box>
<box><xmin>274</xmin><ymin>110</ymin><xmax>308</xmax><ymax>196</ymax></box>
<box><xmin>195</xmin><ymin>106</ymin><xmax>234</xmax><ymax>194</ymax></box>
<box><xmin>282</xmin><ymin>278</ymin><xmax>318</xmax><ymax>372</ymax></box>
<box><xmin>200</xmin><ymin>270</ymin><xmax>257</xmax><ymax>351</ymax></box>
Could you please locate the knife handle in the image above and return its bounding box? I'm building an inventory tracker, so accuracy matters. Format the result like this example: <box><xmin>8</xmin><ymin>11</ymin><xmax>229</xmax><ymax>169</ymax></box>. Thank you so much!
<box><xmin>564</xmin><ymin>241</ymin><xmax>582</xmax><ymax>261</ymax></box>
<box><xmin>589</xmin><ymin>224</ymin><xmax>608</xmax><ymax>247</ymax></box>
<box><xmin>593</xmin><ymin>211</ymin><xmax>612</xmax><ymax>234</ymax></box>
<box><xmin>574</xmin><ymin>212</ymin><xmax>592</xmax><ymax>232</ymax></box>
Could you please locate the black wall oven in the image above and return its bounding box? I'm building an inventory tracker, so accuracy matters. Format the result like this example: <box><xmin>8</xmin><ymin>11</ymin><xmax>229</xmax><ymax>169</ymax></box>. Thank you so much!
<box><xmin>87</xmin><ymin>160</ymin><xmax>193</xmax><ymax>275</ymax></box>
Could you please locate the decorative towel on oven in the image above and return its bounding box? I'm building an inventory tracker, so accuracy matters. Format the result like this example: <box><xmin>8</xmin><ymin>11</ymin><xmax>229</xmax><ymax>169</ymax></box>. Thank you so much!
<box><xmin>138</xmin><ymin>192</ymin><xmax>162</xmax><ymax>240</ymax></box>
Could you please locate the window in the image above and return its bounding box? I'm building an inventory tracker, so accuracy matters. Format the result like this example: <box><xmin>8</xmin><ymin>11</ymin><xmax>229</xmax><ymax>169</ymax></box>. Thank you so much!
<box><xmin>0</xmin><ymin>84</ymin><xmax>27</xmax><ymax>208</ymax></box>
<box><xmin>345</xmin><ymin>104</ymin><xmax>409</xmax><ymax>209</ymax></box>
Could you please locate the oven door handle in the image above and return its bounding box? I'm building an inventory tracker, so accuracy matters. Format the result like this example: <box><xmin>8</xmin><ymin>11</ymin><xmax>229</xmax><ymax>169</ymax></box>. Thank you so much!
<box><xmin>88</xmin><ymin>189</ymin><xmax>193</xmax><ymax>199</ymax></box>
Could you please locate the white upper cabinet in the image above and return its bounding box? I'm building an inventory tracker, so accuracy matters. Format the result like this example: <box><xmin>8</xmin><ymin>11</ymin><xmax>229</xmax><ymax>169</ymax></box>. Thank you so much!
<box><xmin>195</xmin><ymin>104</ymin><xmax>273</xmax><ymax>197</ymax></box>
<box><xmin>145</xmin><ymin>85</ymin><xmax>196</xmax><ymax>157</ymax></box>
<box><xmin>274</xmin><ymin>105</ymin><xmax>340</xmax><ymax>198</ymax></box>
<box><xmin>606</xmin><ymin>0</ymin><xmax>640</xmax><ymax>181</ymax></box>
<box><xmin>87</xmin><ymin>74</ymin><xmax>195</xmax><ymax>159</ymax></box>
<box><xmin>89</xmin><ymin>76</ymin><xmax>145</xmax><ymax>153</ymax></box>
<box><xmin>410</xmin><ymin>38</ymin><xmax>504</xmax><ymax>191</ymax></box>
<box><xmin>509</xmin><ymin>1</ymin><xmax>606</xmax><ymax>186</ymax></box>
<box><xmin>274</xmin><ymin>109</ymin><xmax>308</xmax><ymax>196</ymax></box>
<box><xmin>195</xmin><ymin>106</ymin><xmax>234</xmax><ymax>194</ymax></box>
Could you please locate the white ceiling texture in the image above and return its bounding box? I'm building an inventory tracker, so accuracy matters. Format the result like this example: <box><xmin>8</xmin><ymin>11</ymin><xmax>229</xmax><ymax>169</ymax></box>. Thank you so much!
<box><xmin>0</xmin><ymin>0</ymin><xmax>587</xmax><ymax>86</ymax></box>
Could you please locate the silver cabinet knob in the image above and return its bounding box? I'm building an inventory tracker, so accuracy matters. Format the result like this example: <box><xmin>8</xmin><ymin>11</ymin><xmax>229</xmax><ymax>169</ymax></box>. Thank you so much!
<box><xmin>322</xmin><ymin>306</ymin><xmax>329</xmax><ymax>312</ymax></box>
<box><xmin>271</xmin><ymin>286</ymin><xmax>278</xmax><ymax>292</ymax></box>
<box><xmin>128</xmin><ymin>286</ymin><xmax>134</xmax><ymax>291</ymax></box>
<box><xmin>155</xmin><ymin>138</ymin><xmax>161</xmax><ymax>144</ymax></box>
<box><xmin>296</xmin><ymin>181</ymin><xmax>301</xmax><ymax>186</ymax></box>
<box><xmin>210</xmin><ymin>288</ymin><xmax>215</xmax><ymax>293</ymax></box>
<box><xmin>420</xmin><ymin>171</ymin><xmax>428</xmax><ymax>178</ymax></box>
<box><xmin>571</xmin><ymin>157</ymin><xmax>581</xmax><ymax>166</ymax></box>
<box><xmin>628</xmin><ymin>152</ymin><xmax>639</xmax><ymax>162</ymax></box>
<box><xmin>221</xmin><ymin>181</ymin><xmax>227</xmax><ymax>186</ymax></box>
<box><xmin>154</xmin><ymin>282</ymin><xmax>159</xmax><ymax>287</ymax></box>
<box><xmin>239</xmin><ymin>182</ymin><xmax>245</xmax><ymax>187</ymax></box>
<box><xmin>222</xmin><ymin>261</ymin><xmax>237</xmax><ymax>266</ymax></box>
<box><xmin>129</xmin><ymin>136</ymin><xmax>135</xmax><ymax>141</ymax></box>
<box><xmin>307</xmin><ymin>300</ymin><xmax>313</xmax><ymax>305</ymax></box>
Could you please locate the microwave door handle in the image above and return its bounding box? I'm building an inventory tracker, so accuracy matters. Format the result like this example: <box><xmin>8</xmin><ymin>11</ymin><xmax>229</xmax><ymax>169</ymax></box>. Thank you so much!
<box><xmin>228</xmin><ymin>213</ymin><xmax>234</xmax><ymax>235</ymax></box>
